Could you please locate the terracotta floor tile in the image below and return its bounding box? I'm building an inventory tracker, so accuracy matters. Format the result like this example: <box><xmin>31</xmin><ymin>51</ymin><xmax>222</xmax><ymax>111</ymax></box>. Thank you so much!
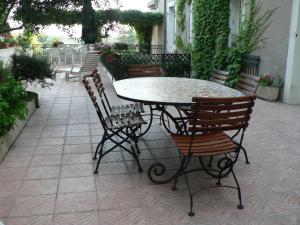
<box><xmin>25</xmin><ymin>166</ymin><xmax>60</xmax><ymax>180</ymax></box>
<box><xmin>58</xmin><ymin>177</ymin><xmax>95</xmax><ymax>193</ymax></box>
<box><xmin>34</xmin><ymin>146</ymin><xmax>64</xmax><ymax>155</ymax></box>
<box><xmin>6</xmin><ymin>215</ymin><xmax>53</xmax><ymax>225</ymax></box>
<box><xmin>19</xmin><ymin>179</ymin><xmax>59</xmax><ymax>195</ymax></box>
<box><xmin>62</xmin><ymin>153</ymin><xmax>92</xmax><ymax>165</ymax></box>
<box><xmin>53</xmin><ymin>212</ymin><xmax>99</xmax><ymax>225</ymax></box>
<box><xmin>55</xmin><ymin>192</ymin><xmax>98</xmax><ymax>214</ymax></box>
<box><xmin>0</xmin><ymin>168</ymin><xmax>26</xmax><ymax>181</ymax></box>
<box><xmin>9</xmin><ymin>194</ymin><xmax>56</xmax><ymax>217</ymax></box>
<box><xmin>60</xmin><ymin>164</ymin><xmax>93</xmax><ymax>178</ymax></box>
<box><xmin>30</xmin><ymin>155</ymin><xmax>62</xmax><ymax>167</ymax></box>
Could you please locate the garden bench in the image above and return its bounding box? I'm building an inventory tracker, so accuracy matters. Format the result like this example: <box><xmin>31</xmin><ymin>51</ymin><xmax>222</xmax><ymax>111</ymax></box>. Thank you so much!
<box><xmin>127</xmin><ymin>64</ymin><xmax>164</xmax><ymax>77</ymax></box>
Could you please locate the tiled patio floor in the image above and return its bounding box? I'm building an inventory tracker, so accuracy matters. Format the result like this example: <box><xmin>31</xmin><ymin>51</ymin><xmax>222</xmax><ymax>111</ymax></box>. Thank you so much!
<box><xmin>1</xmin><ymin>67</ymin><xmax>300</xmax><ymax>225</ymax></box>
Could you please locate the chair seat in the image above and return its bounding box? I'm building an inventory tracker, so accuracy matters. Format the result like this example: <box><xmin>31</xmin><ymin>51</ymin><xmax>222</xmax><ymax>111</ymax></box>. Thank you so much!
<box><xmin>171</xmin><ymin>132</ymin><xmax>237</xmax><ymax>156</ymax></box>
<box><xmin>105</xmin><ymin>112</ymin><xmax>145</xmax><ymax>130</ymax></box>
<box><xmin>111</xmin><ymin>103</ymin><xmax>144</xmax><ymax>116</ymax></box>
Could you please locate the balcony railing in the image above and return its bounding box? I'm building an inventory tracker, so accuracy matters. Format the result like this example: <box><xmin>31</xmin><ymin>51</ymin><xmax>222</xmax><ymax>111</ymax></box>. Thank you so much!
<box><xmin>241</xmin><ymin>54</ymin><xmax>260</xmax><ymax>76</ymax></box>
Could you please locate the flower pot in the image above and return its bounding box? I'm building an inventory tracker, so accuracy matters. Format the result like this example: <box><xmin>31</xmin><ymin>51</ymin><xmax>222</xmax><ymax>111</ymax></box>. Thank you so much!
<box><xmin>256</xmin><ymin>85</ymin><xmax>280</xmax><ymax>101</ymax></box>
<box><xmin>0</xmin><ymin>43</ymin><xmax>9</xmax><ymax>48</ymax></box>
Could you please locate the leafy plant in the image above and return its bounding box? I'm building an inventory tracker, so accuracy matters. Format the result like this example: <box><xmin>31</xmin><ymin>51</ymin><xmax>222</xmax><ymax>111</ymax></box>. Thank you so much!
<box><xmin>226</xmin><ymin>0</ymin><xmax>276</xmax><ymax>87</ymax></box>
<box><xmin>259</xmin><ymin>72</ymin><xmax>282</xmax><ymax>88</ymax></box>
<box><xmin>192</xmin><ymin>0</ymin><xmax>230</xmax><ymax>79</ymax></box>
<box><xmin>10</xmin><ymin>53</ymin><xmax>54</xmax><ymax>88</ymax></box>
<box><xmin>164</xmin><ymin>62</ymin><xmax>188</xmax><ymax>77</ymax></box>
<box><xmin>0</xmin><ymin>62</ymin><xmax>28</xmax><ymax>137</ymax></box>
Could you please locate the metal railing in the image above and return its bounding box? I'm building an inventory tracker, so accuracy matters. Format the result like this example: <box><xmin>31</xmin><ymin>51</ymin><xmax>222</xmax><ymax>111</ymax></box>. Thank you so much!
<box><xmin>101</xmin><ymin>52</ymin><xmax>191</xmax><ymax>80</ymax></box>
<box><xmin>241</xmin><ymin>54</ymin><xmax>260</xmax><ymax>76</ymax></box>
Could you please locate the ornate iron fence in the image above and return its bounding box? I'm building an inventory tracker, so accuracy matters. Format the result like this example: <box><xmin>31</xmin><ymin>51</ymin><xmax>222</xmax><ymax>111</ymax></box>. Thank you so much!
<box><xmin>241</xmin><ymin>54</ymin><xmax>260</xmax><ymax>76</ymax></box>
<box><xmin>112</xmin><ymin>44</ymin><xmax>165</xmax><ymax>54</ymax></box>
<box><xmin>101</xmin><ymin>53</ymin><xmax>191</xmax><ymax>80</ymax></box>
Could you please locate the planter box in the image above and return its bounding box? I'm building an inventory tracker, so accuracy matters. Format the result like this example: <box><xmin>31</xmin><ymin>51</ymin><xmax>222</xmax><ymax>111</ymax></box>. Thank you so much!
<box><xmin>256</xmin><ymin>85</ymin><xmax>280</xmax><ymax>101</ymax></box>
<box><xmin>0</xmin><ymin>98</ymin><xmax>36</xmax><ymax>162</ymax></box>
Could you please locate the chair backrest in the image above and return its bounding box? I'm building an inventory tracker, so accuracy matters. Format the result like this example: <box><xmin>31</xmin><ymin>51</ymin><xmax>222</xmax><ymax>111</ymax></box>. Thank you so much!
<box><xmin>82</xmin><ymin>78</ymin><xmax>108</xmax><ymax>130</ymax></box>
<box><xmin>80</xmin><ymin>51</ymin><xmax>100</xmax><ymax>73</ymax></box>
<box><xmin>209</xmin><ymin>69</ymin><xmax>229</xmax><ymax>85</ymax></box>
<box><xmin>236</xmin><ymin>73</ymin><xmax>260</xmax><ymax>95</ymax></box>
<box><xmin>128</xmin><ymin>64</ymin><xmax>164</xmax><ymax>77</ymax></box>
<box><xmin>188</xmin><ymin>96</ymin><xmax>256</xmax><ymax>133</ymax></box>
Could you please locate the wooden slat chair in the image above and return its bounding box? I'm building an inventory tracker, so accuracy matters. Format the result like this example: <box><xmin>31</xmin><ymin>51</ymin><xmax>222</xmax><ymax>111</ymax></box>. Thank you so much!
<box><xmin>209</xmin><ymin>69</ymin><xmax>229</xmax><ymax>85</ymax></box>
<box><xmin>127</xmin><ymin>64</ymin><xmax>164</xmax><ymax>77</ymax></box>
<box><xmin>236</xmin><ymin>73</ymin><xmax>261</xmax><ymax>95</ymax></box>
<box><xmin>82</xmin><ymin>78</ymin><xmax>144</xmax><ymax>174</ymax></box>
<box><xmin>54</xmin><ymin>51</ymin><xmax>100</xmax><ymax>81</ymax></box>
<box><xmin>91</xmin><ymin>70</ymin><xmax>144</xmax><ymax>115</ymax></box>
<box><xmin>169</xmin><ymin>96</ymin><xmax>256</xmax><ymax>216</ymax></box>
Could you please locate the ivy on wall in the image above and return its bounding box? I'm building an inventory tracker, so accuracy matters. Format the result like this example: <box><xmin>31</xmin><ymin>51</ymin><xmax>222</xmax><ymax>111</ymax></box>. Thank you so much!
<box><xmin>175</xmin><ymin>0</ymin><xmax>192</xmax><ymax>53</ymax></box>
<box><xmin>192</xmin><ymin>0</ymin><xmax>230</xmax><ymax>79</ymax></box>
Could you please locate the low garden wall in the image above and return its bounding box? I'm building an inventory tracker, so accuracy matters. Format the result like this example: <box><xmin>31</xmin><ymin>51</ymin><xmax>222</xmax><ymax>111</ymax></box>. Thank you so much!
<box><xmin>0</xmin><ymin>98</ymin><xmax>36</xmax><ymax>162</ymax></box>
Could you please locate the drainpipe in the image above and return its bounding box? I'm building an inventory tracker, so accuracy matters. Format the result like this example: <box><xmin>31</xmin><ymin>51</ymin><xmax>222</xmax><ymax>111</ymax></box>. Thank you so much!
<box><xmin>164</xmin><ymin>0</ymin><xmax>167</xmax><ymax>53</ymax></box>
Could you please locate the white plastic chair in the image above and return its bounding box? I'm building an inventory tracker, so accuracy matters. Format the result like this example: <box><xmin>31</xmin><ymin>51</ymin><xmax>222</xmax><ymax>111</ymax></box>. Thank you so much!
<box><xmin>53</xmin><ymin>51</ymin><xmax>100</xmax><ymax>81</ymax></box>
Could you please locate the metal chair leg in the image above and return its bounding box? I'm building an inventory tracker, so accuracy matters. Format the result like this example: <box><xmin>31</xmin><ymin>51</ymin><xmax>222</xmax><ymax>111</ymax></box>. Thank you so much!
<box><xmin>241</xmin><ymin>146</ymin><xmax>250</xmax><ymax>164</ymax></box>
<box><xmin>93</xmin><ymin>134</ymin><xmax>107</xmax><ymax>160</ymax></box>
<box><xmin>130</xmin><ymin>145</ymin><xmax>143</xmax><ymax>172</ymax></box>
<box><xmin>207</xmin><ymin>156</ymin><xmax>213</xmax><ymax>167</ymax></box>
<box><xmin>183</xmin><ymin>173</ymin><xmax>195</xmax><ymax>217</ymax></box>
<box><xmin>231</xmin><ymin>168</ymin><xmax>244</xmax><ymax>209</ymax></box>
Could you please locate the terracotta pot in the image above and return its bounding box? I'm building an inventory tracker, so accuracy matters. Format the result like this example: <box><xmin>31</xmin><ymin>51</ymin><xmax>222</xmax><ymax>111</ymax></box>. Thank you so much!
<box><xmin>256</xmin><ymin>85</ymin><xmax>280</xmax><ymax>101</ymax></box>
<box><xmin>1</xmin><ymin>43</ymin><xmax>9</xmax><ymax>48</ymax></box>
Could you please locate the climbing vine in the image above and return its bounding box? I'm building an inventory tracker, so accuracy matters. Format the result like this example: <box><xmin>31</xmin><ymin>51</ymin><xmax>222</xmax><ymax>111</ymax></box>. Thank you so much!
<box><xmin>176</xmin><ymin>0</ymin><xmax>192</xmax><ymax>53</ymax></box>
<box><xmin>226</xmin><ymin>0</ymin><xmax>276</xmax><ymax>86</ymax></box>
<box><xmin>192</xmin><ymin>0</ymin><xmax>230</xmax><ymax>79</ymax></box>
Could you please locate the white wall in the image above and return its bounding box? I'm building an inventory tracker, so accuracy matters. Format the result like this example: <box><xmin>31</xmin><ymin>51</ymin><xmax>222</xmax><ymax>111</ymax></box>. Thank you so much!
<box><xmin>284</xmin><ymin>0</ymin><xmax>300</xmax><ymax>104</ymax></box>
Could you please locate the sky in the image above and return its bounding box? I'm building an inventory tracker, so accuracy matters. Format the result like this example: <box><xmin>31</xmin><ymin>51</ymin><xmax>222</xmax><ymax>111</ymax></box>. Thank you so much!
<box><xmin>41</xmin><ymin>0</ymin><xmax>150</xmax><ymax>41</ymax></box>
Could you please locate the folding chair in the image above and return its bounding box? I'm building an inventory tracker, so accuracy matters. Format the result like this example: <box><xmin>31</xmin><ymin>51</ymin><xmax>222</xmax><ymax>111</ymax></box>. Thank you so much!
<box><xmin>209</xmin><ymin>69</ymin><xmax>229</xmax><ymax>85</ymax></box>
<box><xmin>236</xmin><ymin>73</ymin><xmax>260</xmax><ymax>96</ymax></box>
<box><xmin>82</xmin><ymin>78</ymin><xmax>144</xmax><ymax>174</ymax></box>
<box><xmin>169</xmin><ymin>96</ymin><xmax>256</xmax><ymax>216</ymax></box>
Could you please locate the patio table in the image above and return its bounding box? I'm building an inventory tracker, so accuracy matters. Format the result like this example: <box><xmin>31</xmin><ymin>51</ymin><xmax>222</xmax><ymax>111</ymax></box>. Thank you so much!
<box><xmin>114</xmin><ymin>77</ymin><xmax>244</xmax><ymax>134</ymax></box>
<box><xmin>114</xmin><ymin>77</ymin><xmax>245</xmax><ymax>184</ymax></box>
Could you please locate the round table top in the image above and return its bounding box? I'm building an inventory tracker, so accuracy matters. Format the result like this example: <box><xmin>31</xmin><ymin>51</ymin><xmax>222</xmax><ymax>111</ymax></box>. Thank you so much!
<box><xmin>113</xmin><ymin>77</ymin><xmax>244</xmax><ymax>106</ymax></box>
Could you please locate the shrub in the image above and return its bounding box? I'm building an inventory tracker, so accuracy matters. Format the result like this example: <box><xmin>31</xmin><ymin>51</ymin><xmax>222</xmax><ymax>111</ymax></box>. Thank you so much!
<box><xmin>260</xmin><ymin>73</ymin><xmax>282</xmax><ymax>88</ymax></box>
<box><xmin>113</xmin><ymin>43</ymin><xmax>129</xmax><ymax>51</ymax></box>
<box><xmin>10</xmin><ymin>54</ymin><xmax>54</xmax><ymax>88</ymax></box>
<box><xmin>0</xmin><ymin>62</ymin><xmax>28</xmax><ymax>137</ymax></box>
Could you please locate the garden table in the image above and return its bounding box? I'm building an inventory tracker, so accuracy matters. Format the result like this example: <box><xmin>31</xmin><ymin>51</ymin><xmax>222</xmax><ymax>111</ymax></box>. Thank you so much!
<box><xmin>114</xmin><ymin>77</ymin><xmax>244</xmax><ymax>134</ymax></box>
<box><xmin>114</xmin><ymin>77</ymin><xmax>245</xmax><ymax>184</ymax></box>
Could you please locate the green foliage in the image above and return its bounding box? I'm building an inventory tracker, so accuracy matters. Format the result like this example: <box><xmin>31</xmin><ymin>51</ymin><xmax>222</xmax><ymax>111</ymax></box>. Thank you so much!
<box><xmin>176</xmin><ymin>35</ymin><xmax>192</xmax><ymax>54</ymax></box>
<box><xmin>96</xmin><ymin>10</ymin><xmax>163</xmax><ymax>47</ymax></box>
<box><xmin>10</xmin><ymin>54</ymin><xmax>54</xmax><ymax>88</ymax></box>
<box><xmin>259</xmin><ymin>73</ymin><xmax>282</xmax><ymax>88</ymax></box>
<box><xmin>0</xmin><ymin>62</ymin><xmax>28</xmax><ymax>137</ymax></box>
<box><xmin>175</xmin><ymin>0</ymin><xmax>192</xmax><ymax>53</ymax></box>
<box><xmin>192</xmin><ymin>0</ymin><xmax>230</xmax><ymax>79</ymax></box>
<box><xmin>226</xmin><ymin>0</ymin><xmax>276</xmax><ymax>87</ymax></box>
<box><xmin>16</xmin><ymin>31</ymin><xmax>33</xmax><ymax>52</ymax></box>
<box><xmin>164</xmin><ymin>62</ymin><xmax>188</xmax><ymax>77</ymax></box>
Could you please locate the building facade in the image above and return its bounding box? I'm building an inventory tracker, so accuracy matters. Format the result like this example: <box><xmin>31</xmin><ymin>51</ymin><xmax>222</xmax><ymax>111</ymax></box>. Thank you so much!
<box><xmin>148</xmin><ymin>0</ymin><xmax>300</xmax><ymax>104</ymax></box>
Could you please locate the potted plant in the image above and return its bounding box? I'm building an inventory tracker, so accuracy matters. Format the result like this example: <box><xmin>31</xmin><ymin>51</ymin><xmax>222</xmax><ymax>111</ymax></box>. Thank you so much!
<box><xmin>256</xmin><ymin>72</ymin><xmax>283</xmax><ymax>101</ymax></box>
<box><xmin>10</xmin><ymin>53</ymin><xmax>55</xmax><ymax>107</ymax></box>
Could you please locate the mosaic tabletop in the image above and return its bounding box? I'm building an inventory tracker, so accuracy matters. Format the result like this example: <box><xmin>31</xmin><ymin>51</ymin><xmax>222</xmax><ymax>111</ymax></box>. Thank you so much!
<box><xmin>114</xmin><ymin>77</ymin><xmax>244</xmax><ymax>105</ymax></box>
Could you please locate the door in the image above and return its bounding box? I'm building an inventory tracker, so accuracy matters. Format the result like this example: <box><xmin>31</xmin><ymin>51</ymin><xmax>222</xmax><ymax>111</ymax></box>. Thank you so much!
<box><xmin>166</xmin><ymin>2</ymin><xmax>176</xmax><ymax>53</ymax></box>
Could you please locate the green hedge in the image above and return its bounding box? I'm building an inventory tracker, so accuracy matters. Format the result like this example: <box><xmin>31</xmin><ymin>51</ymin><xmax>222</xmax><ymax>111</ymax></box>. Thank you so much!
<box><xmin>0</xmin><ymin>62</ymin><xmax>28</xmax><ymax>137</ymax></box>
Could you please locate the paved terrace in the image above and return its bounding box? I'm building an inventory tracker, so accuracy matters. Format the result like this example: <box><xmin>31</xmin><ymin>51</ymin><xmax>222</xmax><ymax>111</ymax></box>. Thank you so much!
<box><xmin>1</xmin><ymin>67</ymin><xmax>300</xmax><ymax>225</ymax></box>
